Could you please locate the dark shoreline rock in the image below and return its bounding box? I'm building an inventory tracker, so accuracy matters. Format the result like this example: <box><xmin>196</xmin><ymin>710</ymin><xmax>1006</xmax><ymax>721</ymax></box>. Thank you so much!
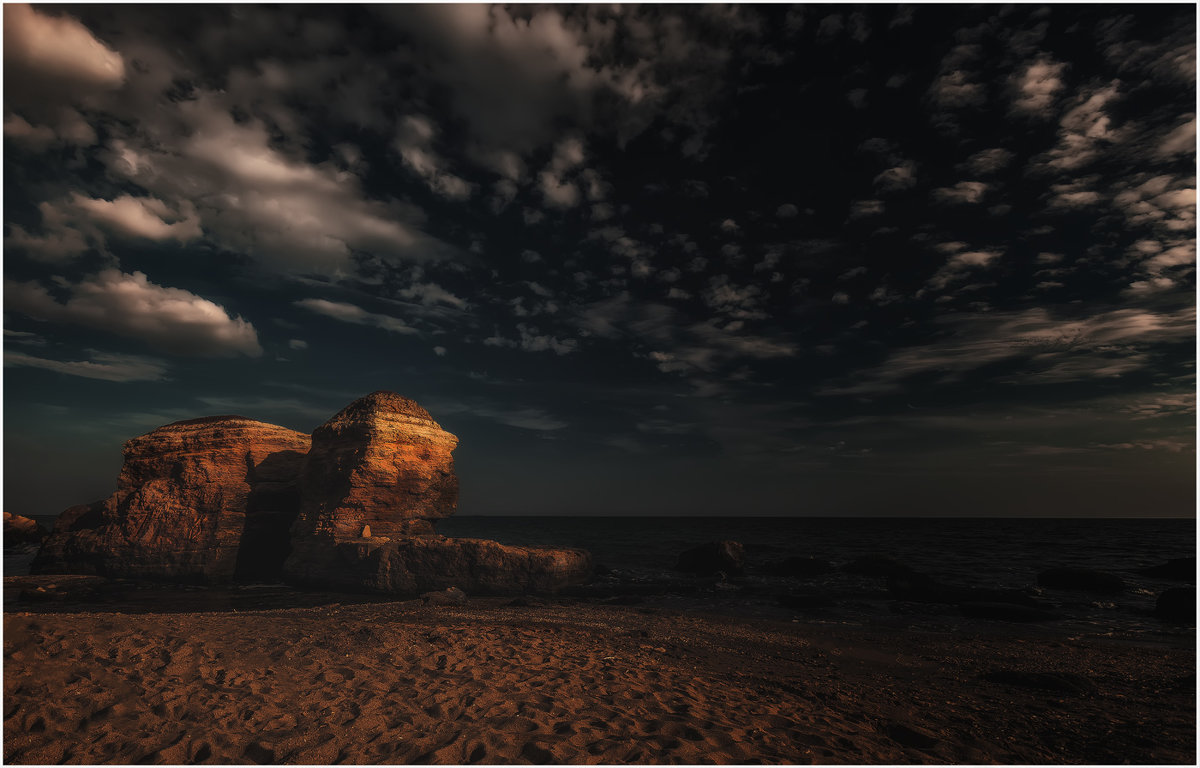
<box><xmin>1137</xmin><ymin>558</ymin><xmax>1196</xmax><ymax>583</ymax></box>
<box><xmin>1037</xmin><ymin>567</ymin><xmax>1125</xmax><ymax>594</ymax></box>
<box><xmin>1155</xmin><ymin>587</ymin><xmax>1196</xmax><ymax>625</ymax></box>
<box><xmin>4</xmin><ymin>512</ymin><xmax>47</xmax><ymax>547</ymax></box>
<box><xmin>763</xmin><ymin>556</ymin><xmax>834</xmax><ymax>578</ymax></box>
<box><xmin>674</xmin><ymin>540</ymin><xmax>745</xmax><ymax>577</ymax></box>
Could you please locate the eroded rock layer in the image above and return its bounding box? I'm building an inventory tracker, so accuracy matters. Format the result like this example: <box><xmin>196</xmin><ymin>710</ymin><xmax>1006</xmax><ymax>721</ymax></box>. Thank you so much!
<box><xmin>32</xmin><ymin>417</ymin><xmax>310</xmax><ymax>583</ymax></box>
<box><xmin>283</xmin><ymin>535</ymin><xmax>594</xmax><ymax>595</ymax></box>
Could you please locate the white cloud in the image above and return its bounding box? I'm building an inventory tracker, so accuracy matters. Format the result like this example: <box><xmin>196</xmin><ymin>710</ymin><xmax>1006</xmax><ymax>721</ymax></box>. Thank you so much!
<box><xmin>68</xmin><ymin>194</ymin><xmax>202</xmax><ymax>242</ymax></box>
<box><xmin>5</xmin><ymin>270</ymin><xmax>262</xmax><ymax>357</ymax></box>
<box><xmin>776</xmin><ymin>203</ymin><xmax>799</xmax><ymax>218</ymax></box>
<box><xmin>3</xmin><ymin>3</ymin><xmax>125</xmax><ymax>91</ymax></box>
<box><xmin>4</xmin><ymin>350</ymin><xmax>168</xmax><ymax>382</ymax></box>
<box><xmin>1011</xmin><ymin>58</ymin><xmax>1066</xmax><ymax>116</ymax></box>
<box><xmin>101</xmin><ymin>94</ymin><xmax>435</xmax><ymax>274</ymax></box>
<box><xmin>932</xmin><ymin>181</ymin><xmax>988</xmax><ymax>205</ymax></box>
<box><xmin>288</xmin><ymin>339</ymin><xmax>308</xmax><ymax>350</ymax></box>
<box><xmin>1158</xmin><ymin>114</ymin><xmax>1196</xmax><ymax>157</ymax></box>
<box><xmin>396</xmin><ymin>282</ymin><xmax>468</xmax><ymax>310</ymax></box>
<box><xmin>395</xmin><ymin>115</ymin><xmax>474</xmax><ymax>200</ymax></box>
<box><xmin>961</xmin><ymin>148</ymin><xmax>1013</xmax><ymax>175</ymax></box>
<box><xmin>294</xmin><ymin>298</ymin><xmax>418</xmax><ymax>335</ymax></box>
<box><xmin>433</xmin><ymin>345</ymin><xmax>447</xmax><ymax>357</ymax></box>
<box><xmin>874</xmin><ymin>163</ymin><xmax>917</xmax><ymax>193</ymax></box>
<box><xmin>821</xmin><ymin>305</ymin><xmax>1196</xmax><ymax>396</ymax></box>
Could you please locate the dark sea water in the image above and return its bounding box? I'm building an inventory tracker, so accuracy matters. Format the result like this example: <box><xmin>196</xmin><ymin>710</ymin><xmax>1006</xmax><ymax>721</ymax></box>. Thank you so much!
<box><xmin>438</xmin><ymin>516</ymin><xmax>1196</xmax><ymax>644</ymax></box>
<box><xmin>13</xmin><ymin>515</ymin><xmax>1195</xmax><ymax>645</ymax></box>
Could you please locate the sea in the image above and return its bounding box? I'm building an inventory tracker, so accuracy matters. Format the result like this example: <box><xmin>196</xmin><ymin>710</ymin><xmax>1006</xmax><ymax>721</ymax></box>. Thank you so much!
<box><xmin>12</xmin><ymin>515</ymin><xmax>1196</xmax><ymax>645</ymax></box>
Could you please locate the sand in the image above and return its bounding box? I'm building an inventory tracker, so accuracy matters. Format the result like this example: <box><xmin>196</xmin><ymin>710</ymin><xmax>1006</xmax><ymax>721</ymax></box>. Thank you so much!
<box><xmin>3</xmin><ymin>592</ymin><xmax>1195</xmax><ymax>764</ymax></box>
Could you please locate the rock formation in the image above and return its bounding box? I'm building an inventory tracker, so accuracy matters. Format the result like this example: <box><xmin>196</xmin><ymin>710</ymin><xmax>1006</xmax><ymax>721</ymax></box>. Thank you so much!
<box><xmin>4</xmin><ymin>512</ymin><xmax>46</xmax><ymax>547</ymax></box>
<box><xmin>291</xmin><ymin>391</ymin><xmax>458</xmax><ymax>541</ymax></box>
<box><xmin>33</xmin><ymin>392</ymin><xmax>593</xmax><ymax>595</ymax></box>
<box><xmin>282</xmin><ymin>392</ymin><xmax>592</xmax><ymax>594</ymax></box>
<box><xmin>33</xmin><ymin>416</ymin><xmax>310</xmax><ymax>582</ymax></box>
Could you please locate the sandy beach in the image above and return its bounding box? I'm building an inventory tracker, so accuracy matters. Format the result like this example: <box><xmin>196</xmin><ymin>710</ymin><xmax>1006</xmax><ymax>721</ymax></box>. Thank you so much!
<box><xmin>4</xmin><ymin>584</ymin><xmax>1194</xmax><ymax>765</ymax></box>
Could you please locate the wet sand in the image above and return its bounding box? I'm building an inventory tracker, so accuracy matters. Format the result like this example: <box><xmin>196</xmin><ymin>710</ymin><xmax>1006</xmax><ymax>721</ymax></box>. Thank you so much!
<box><xmin>3</xmin><ymin>588</ymin><xmax>1195</xmax><ymax>764</ymax></box>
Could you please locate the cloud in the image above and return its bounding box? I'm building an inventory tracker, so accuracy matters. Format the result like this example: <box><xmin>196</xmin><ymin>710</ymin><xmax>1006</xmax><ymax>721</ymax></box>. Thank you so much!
<box><xmin>66</xmin><ymin>193</ymin><xmax>202</xmax><ymax>242</ymax></box>
<box><xmin>776</xmin><ymin>203</ymin><xmax>799</xmax><ymax>218</ymax></box>
<box><xmin>1011</xmin><ymin>58</ymin><xmax>1066</xmax><ymax>116</ymax></box>
<box><xmin>926</xmin><ymin>244</ymin><xmax>1003</xmax><ymax>290</ymax></box>
<box><xmin>3</xmin><ymin>3</ymin><xmax>125</xmax><ymax>92</ymax></box>
<box><xmin>932</xmin><ymin>181</ymin><xmax>988</xmax><ymax>205</ymax></box>
<box><xmin>848</xmin><ymin>199</ymin><xmax>884</xmax><ymax>219</ymax></box>
<box><xmin>394</xmin><ymin>115</ymin><xmax>474</xmax><ymax>200</ymax></box>
<box><xmin>288</xmin><ymin>339</ymin><xmax>308</xmax><ymax>350</ymax></box>
<box><xmin>874</xmin><ymin>163</ymin><xmax>917</xmax><ymax>193</ymax></box>
<box><xmin>295</xmin><ymin>298</ymin><xmax>418</xmax><ymax>335</ymax></box>
<box><xmin>101</xmin><ymin>93</ymin><xmax>438</xmax><ymax>273</ymax></box>
<box><xmin>1158</xmin><ymin>114</ymin><xmax>1196</xmax><ymax>157</ymax></box>
<box><xmin>821</xmin><ymin>305</ymin><xmax>1196</xmax><ymax>396</ymax></box>
<box><xmin>1038</xmin><ymin>82</ymin><xmax>1123</xmax><ymax>171</ymax></box>
<box><xmin>396</xmin><ymin>282</ymin><xmax>468</xmax><ymax>310</ymax></box>
<box><xmin>5</xmin><ymin>269</ymin><xmax>262</xmax><ymax>357</ymax></box>
<box><xmin>485</xmin><ymin>323</ymin><xmax>579</xmax><ymax>355</ymax></box>
<box><xmin>961</xmin><ymin>148</ymin><xmax>1014</xmax><ymax>175</ymax></box>
<box><xmin>538</xmin><ymin>136</ymin><xmax>586</xmax><ymax>209</ymax></box>
<box><xmin>4</xmin><ymin>350</ymin><xmax>168</xmax><ymax>382</ymax></box>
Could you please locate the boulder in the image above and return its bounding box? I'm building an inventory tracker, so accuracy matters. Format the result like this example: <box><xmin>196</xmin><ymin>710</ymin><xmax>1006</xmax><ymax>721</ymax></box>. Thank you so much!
<box><xmin>1138</xmin><ymin>558</ymin><xmax>1196</xmax><ymax>583</ymax></box>
<box><xmin>674</xmin><ymin>540</ymin><xmax>745</xmax><ymax>576</ymax></box>
<box><xmin>284</xmin><ymin>535</ymin><xmax>593</xmax><ymax>595</ymax></box>
<box><xmin>763</xmin><ymin>556</ymin><xmax>834</xmax><ymax>578</ymax></box>
<box><xmin>32</xmin><ymin>416</ymin><xmax>309</xmax><ymax>583</ymax></box>
<box><xmin>4</xmin><ymin>512</ymin><xmax>46</xmax><ymax>546</ymax></box>
<box><xmin>843</xmin><ymin>554</ymin><xmax>918</xmax><ymax>579</ymax></box>
<box><xmin>422</xmin><ymin>586</ymin><xmax>467</xmax><ymax>606</ymax></box>
<box><xmin>1036</xmin><ymin>567</ymin><xmax>1125</xmax><ymax>593</ymax></box>
<box><xmin>289</xmin><ymin>391</ymin><xmax>457</xmax><ymax>542</ymax></box>
<box><xmin>959</xmin><ymin>601</ymin><xmax>1062</xmax><ymax>623</ymax></box>
<box><xmin>1155</xmin><ymin>587</ymin><xmax>1196</xmax><ymax>625</ymax></box>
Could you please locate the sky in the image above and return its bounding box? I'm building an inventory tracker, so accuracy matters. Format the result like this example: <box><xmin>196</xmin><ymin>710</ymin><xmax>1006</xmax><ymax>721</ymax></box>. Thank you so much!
<box><xmin>2</xmin><ymin>3</ymin><xmax>1196</xmax><ymax>518</ymax></box>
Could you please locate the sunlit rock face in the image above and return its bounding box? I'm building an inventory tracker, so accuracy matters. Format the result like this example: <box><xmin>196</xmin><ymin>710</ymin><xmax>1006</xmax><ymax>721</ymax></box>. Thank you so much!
<box><xmin>36</xmin><ymin>392</ymin><xmax>593</xmax><ymax>594</ymax></box>
<box><xmin>32</xmin><ymin>417</ymin><xmax>310</xmax><ymax>582</ymax></box>
<box><xmin>290</xmin><ymin>391</ymin><xmax>458</xmax><ymax>542</ymax></box>
<box><xmin>285</xmin><ymin>536</ymin><xmax>594</xmax><ymax>595</ymax></box>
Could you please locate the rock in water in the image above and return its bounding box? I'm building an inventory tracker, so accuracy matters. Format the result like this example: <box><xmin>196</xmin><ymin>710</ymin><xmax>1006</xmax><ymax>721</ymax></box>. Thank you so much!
<box><xmin>1138</xmin><ymin>557</ymin><xmax>1197</xmax><ymax>583</ymax></box>
<box><xmin>290</xmin><ymin>391</ymin><xmax>458</xmax><ymax>541</ymax></box>
<box><xmin>33</xmin><ymin>416</ymin><xmax>309</xmax><ymax>582</ymax></box>
<box><xmin>1036</xmin><ymin>567</ymin><xmax>1125</xmax><ymax>593</ymax></box>
<box><xmin>287</xmin><ymin>536</ymin><xmax>593</xmax><ymax>595</ymax></box>
<box><xmin>1155</xmin><ymin>587</ymin><xmax>1196</xmax><ymax>625</ymax></box>
<box><xmin>4</xmin><ymin>512</ymin><xmax>46</xmax><ymax>546</ymax></box>
<box><xmin>675</xmin><ymin>540</ymin><xmax>746</xmax><ymax>576</ymax></box>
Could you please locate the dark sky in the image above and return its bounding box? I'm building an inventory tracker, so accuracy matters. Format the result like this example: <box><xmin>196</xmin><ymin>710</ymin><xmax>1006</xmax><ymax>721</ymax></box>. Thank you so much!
<box><xmin>3</xmin><ymin>4</ymin><xmax>1195</xmax><ymax>518</ymax></box>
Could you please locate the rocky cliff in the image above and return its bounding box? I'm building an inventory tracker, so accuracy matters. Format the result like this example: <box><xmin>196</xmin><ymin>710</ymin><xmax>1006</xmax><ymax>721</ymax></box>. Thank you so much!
<box><xmin>291</xmin><ymin>391</ymin><xmax>458</xmax><ymax>541</ymax></box>
<box><xmin>32</xmin><ymin>416</ymin><xmax>310</xmax><ymax>582</ymax></box>
<box><xmin>33</xmin><ymin>392</ymin><xmax>592</xmax><ymax>594</ymax></box>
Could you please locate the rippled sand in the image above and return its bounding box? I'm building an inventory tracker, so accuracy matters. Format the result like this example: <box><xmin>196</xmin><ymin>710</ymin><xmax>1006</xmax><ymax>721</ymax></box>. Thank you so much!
<box><xmin>4</xmin><ymin>595</ymin><xmax>1194</xmax><ymax>764</ymax></box>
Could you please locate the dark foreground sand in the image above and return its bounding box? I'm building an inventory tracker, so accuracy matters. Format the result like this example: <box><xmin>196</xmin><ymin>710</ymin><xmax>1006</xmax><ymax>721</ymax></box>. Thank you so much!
<box><xmin>3</xmin><ymin>589</ymin><xmax>1195</xmax><ymax>765</ymax></box>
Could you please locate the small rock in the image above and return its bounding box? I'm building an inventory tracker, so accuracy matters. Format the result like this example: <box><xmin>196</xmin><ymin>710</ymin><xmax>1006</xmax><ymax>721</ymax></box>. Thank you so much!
<box><xmin>1036</xmin><ymin>567</ymin><xmax>1124</xmax><ymax>593</ymax></box>
<box><xmin>843</xmin><ymin>554</ymin><xmax>917</xmax><ymax>579</ymax></box>
<box><xmin>959</xmin><ymin>601</ymin><xmax>1062</xmax><ymax>623</ymax></box>
<box><xmin>675</xmin><ymin>540</ymin><xmax>745</xmax><ymax>576</ymax></box>
<box><xmin>361</xmin><ymin>524</ymin><xmax>371</xmax><ymax>538</ymax></box>
<box><xmin>1138</xmin><ymin>558</ymin><xmax>1196</xmax><ymax>583</ymax></box>
<box><xmin>763</xmin><ymin>556</ymin><xmax>835</xmax><ymax>578</ymax></box>
<box><xmin>1155</xmin><ymin>587</ymin><xmax>1196</xmax><ymax>625</ymax></box>
<box><xmin>422</xmin><ymin>586</ymin><xmax>467</xmax><ymax>606</ymax></box>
